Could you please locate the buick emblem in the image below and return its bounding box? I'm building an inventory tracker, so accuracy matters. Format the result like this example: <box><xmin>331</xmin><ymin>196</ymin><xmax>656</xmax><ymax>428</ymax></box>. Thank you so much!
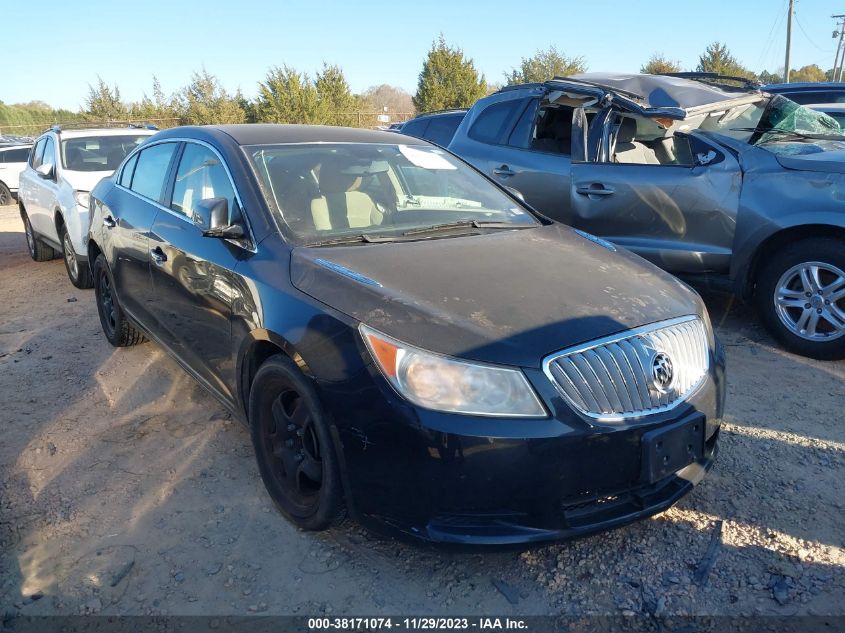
<box><xmin>651</xmin><ymin>352</ymin><xmax>675</xmax><ymax>393</ymax></box>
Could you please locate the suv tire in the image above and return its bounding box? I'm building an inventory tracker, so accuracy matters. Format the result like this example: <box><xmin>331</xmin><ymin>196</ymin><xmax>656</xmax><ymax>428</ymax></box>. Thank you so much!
<box><xmin>60</xmin><ymin>223</ymin><xmax>92</xmax><ymax>289</ymax></box>
<box><xmin>93</xmin><ymin>254</ymin><xmax>145</xmax><ymax>347</ymax></box>
<box><xmin>0</xmin><ymin>182</ymin><xmax>12</xmax><ymax>206</ymax></box>
<box><xmin>249</xmin><ymin>354</ymin><xmax>345</xmax><ymax>531</ymax></box>
<box><xmin>756</xmin><ymin>237</ymin><xmax>845</xmax><ymax>360</ymax></box>
<box><xmin>21</xmin><ymin>210</ymin><xmax>56</xmax><ymax>262</ymax></box>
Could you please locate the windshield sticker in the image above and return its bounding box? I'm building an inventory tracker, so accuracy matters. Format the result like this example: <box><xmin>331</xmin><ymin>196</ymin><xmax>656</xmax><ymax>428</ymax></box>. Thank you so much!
<box><xmin>398</xmin><ymin>145</ymin><xmax>457</xmax><ymax>170</ymax></box>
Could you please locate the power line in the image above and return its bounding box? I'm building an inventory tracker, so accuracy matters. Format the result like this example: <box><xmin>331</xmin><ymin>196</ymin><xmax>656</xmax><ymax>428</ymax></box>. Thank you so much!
<box><xmin>757</xmin><ymin>0</ymin><xmax>788</xmax><ymax>69</ymax></box>
<box><xmin>794</xmin><ymin>14</ymin><xmax>830</xmax><ymax>52</ymax></box>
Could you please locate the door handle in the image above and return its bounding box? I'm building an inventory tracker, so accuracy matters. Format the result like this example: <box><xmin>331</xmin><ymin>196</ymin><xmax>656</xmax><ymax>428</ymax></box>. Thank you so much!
<box><xmin>150</xmin><ymin>246</ymin><xmax>167</xmax><ymax>266</ymax></box>
<box><xmin>103</xmin><ymin>216</ymin><xmax>116</xmax><ymax>228</ymax></box>
<box><xmin>575</xmin><ymin>184</ymin><xmax>615</xmax><ymax>197</ymax></box>
<box><xmin>493</xmin><ymin>164</ymin><xmax>515</xmax><ymax>177</ymax></box>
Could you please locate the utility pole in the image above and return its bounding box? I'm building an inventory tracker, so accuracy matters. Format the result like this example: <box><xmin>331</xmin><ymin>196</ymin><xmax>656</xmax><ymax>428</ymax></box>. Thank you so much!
<box><xmin>784</xmin><ymin>0</ymin><xmax>794</xmax><ymax>83</ymax></box>
<box><xmin>834</xmin><ymin>15</ymin><xmax>845</xmax><ymax>82</ymax></box>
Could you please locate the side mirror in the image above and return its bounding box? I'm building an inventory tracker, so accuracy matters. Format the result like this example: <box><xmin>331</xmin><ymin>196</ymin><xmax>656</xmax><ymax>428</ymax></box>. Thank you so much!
<box><xmin>36</xmin><ymin>163</ymin><xmax>54</xmax><ymax>179</ymax></box>
<box><xmin>197</xmin><ymin>197</ymin><xmax>245</xmax><ymax>239</ymax></box>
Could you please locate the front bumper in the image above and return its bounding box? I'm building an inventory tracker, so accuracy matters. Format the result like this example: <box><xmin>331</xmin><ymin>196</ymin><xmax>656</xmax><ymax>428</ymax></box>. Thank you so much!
<box><xmin>320</xmin><ymin>338</ymin><xmax>726</xmax><ymax>546</ymax></box>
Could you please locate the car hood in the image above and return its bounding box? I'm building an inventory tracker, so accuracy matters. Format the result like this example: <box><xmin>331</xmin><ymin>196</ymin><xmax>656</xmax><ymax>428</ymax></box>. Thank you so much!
<box><xmin>63</xmin><ymin>170</ymin><xmax>113</xmax><ymax>192</ymax></box>
<box><xmin>290</xmin><ymin>225</ymin><xmax>703</xmax><ymax>367</ymax></box>
<box><xmin>768</xmin><ymin>140</ymin><xmax>845</xmax><ymax>173</ymax></box>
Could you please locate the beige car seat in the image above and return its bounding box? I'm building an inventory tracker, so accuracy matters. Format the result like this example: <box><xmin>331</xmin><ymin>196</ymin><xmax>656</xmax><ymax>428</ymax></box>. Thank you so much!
<box><xmin>613</xmin><ymin>118</ymin><xmax>660</xmax><ymax>164</ymax></box>
<box><xmin>311</xmin><ymin>161</ymin><xmax>383</xmax><ymax>231</ymax></box>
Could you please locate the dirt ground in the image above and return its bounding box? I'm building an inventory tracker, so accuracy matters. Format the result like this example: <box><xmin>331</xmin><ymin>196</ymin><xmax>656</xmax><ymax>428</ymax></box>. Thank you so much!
<box><xmin>1</xmin><ymin>203</ymin><xmax>843</xmax><ymax>618</ymax></box>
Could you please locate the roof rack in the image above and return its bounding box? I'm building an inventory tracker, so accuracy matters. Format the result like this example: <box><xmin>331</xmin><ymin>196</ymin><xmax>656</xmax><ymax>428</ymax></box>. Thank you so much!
<box><xmin>659</xmin><ymin>72</ymin><xmax>761</xmax><ymax>91</ymax></box>
<box><xmin>44</xmin><ymin>122</ymin><xmax>160</xmax><ymax>134</ymax></box>
<box><xmin>414</xmin><ymin>108</ymin><xmax>469</xmax><ymax>117</ymax></box>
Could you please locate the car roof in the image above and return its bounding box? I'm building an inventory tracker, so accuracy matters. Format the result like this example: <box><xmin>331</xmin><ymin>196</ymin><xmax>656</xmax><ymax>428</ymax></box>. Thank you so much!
<box><xmin>0</xmin><ymin>144</ymin><xmax>32</xmax><ymax>150</ymax></box>
<box><xmin>171</xmin><ymin>124</ymin><xmax>430</xmax><ymax>146</ymax></box>
<box><xmin>409</xmin><ymin>110</ymin><xmax>468</xmax><ymax>120</ymax></box>
<box><xmin>565</xmin><ymin>73</ymin><xmax>760</xmax><ymax>110</ymax></box>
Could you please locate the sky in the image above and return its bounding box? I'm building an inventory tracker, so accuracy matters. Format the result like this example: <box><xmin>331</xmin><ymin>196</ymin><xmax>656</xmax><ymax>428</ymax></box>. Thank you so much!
<box><xmin>4</xmin><ymin>0</ymin><xmax>842</xmax><ymax>111</ymax></box>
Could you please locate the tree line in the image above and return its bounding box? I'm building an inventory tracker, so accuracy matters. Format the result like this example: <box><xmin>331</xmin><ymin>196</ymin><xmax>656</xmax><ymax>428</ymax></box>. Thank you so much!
<box><xmin>0</xmin><ymin>36</ymin><xmax>835</xmax><ymax>136</ymax></box>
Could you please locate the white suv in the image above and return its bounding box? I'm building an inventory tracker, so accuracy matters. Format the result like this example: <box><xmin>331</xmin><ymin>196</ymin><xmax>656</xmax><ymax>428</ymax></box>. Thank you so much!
<box><xmin>0</xmin><ymin>144</ymin><xmax>33</xmax><ymax>205</ymax></box>
<box><xmin>18</xmin><ymin>126</ymin><xmax>157</xmax><ymax>287</ymax></box>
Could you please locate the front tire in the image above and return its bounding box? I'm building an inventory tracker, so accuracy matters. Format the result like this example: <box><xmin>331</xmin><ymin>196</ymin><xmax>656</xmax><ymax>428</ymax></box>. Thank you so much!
<box><xmin>93</xmin><ymin>254</ymin><xmax>145</xmax><ymax>347</ymax></box>
<box><xmin>60</xmin><ymin>223</ymin><xmax>92</xmax><ymax>289</ymax></box>
<box><xmin>21</xmin><ymin>211</ymin><xmax>56</xmax><ymax>262</ymax></box>
<box><xmin>756</xmin><ymin>237</ymin><xmax>845</xmax><ymax>360</ymax></box>
<box><xmin>249</xmin><ymin>354</ymin><xmax>345</xmax><ymax>530</ymax></box>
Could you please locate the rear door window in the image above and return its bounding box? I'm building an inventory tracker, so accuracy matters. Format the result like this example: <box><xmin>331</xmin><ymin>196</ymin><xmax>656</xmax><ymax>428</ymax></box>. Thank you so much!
<box><xmin>119</xmin><ymin>153</ymin><xmax>139</xmax><ymax>188</ymax></box>
<box><xmin>400</xmin><ymin>118</ymin><xmax>430</xmax><ymax>138</ymax></box>
<box><xmin>423</xmin><ymin>114</ymin><xmax>463</xmax><ymax>146</ymax></box>
<box><xmin>129</xmin><ymin>143</ymin><xmax>178</xmax><ymax>203</ymax></box>
<box><xmin>468</xmin><ymin>99</ymin><xmax>525</xmax><ymax>144</ymax></box>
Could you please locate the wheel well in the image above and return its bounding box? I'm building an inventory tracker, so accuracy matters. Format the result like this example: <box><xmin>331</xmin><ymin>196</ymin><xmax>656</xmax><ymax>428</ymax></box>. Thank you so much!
<box><xmin>744</xmin><ymin>224</ymin><xmax>845</xmax><ymax>298</ymax></box>
<box><xmin>87</xmin><ymin>239</ymin><xmax>102</xmax><ymax>267</ymax></box>
<box><xmin>241</xmin><ymin>340</ymin><xmax>287</xmax><ymax>415</ymax></box>
<box><xmin>54</xmin><ymin>211</ymin><xmax>65</xmax><ymax>236</ymax></box>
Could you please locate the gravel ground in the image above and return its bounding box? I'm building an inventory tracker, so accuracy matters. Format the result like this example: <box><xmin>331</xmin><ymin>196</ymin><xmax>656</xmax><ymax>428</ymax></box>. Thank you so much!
<box><xmin>1</xmin><ymin>203</ymin><xmax>843</xmax><ymax>618</ymax></box>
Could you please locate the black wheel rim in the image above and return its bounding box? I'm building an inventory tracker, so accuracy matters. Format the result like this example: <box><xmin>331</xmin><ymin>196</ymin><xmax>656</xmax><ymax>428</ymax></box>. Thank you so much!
<box><xmin>0</xmin><ymin>188</ymin><xmax>9</xmax><ymax>205</ymax></box>
<box><xmin>259</xmin><ymin>385</ymin><xmax>323</xmax><ymax>510</ymax></box>
<box><xmin>98</xmin><ymin>269</ymin><xmax>117</xmax><ymax>336</ymax></box>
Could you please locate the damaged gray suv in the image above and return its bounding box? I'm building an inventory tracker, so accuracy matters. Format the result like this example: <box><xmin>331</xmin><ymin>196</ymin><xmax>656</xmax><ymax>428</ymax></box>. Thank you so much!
<box><xmin>449</xmin><ymin>72</ymin><xmax>845</xmax><ymax>359</ymax></box>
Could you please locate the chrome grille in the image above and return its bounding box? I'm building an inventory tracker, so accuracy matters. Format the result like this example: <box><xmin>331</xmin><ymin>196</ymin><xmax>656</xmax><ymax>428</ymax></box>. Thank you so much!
<box><xmin>542</xmin><ymin>316</ymin><xmax>710</xmax><ymax>421</ymax></box>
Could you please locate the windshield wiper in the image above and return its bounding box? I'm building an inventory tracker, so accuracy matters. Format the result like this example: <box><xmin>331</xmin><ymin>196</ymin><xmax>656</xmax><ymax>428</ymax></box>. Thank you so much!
<box><xmin>309</xmin><ymin>233</ymin><xmax>400</xmax><ymax>247</ymax></box>
<box><xmin>401</xmin><ymin>220</ymin><xmax>533</xmax><ymax>236</ymax></box>
<box><xmin>731</xmin><ymin>127</ymin><xmax>845</xmax><ymax>141</ymax></box>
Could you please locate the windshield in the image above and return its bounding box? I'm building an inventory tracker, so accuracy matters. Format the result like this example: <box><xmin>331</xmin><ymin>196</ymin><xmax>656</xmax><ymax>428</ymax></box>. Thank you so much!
<box><xmin>245</xmin><ymin>143</ymin><xmax>538</xmax><ymax>244</ymax></box>
<box><xmin>698</xmin><ymin>95</ymin><xmax>843</xmax><ymax>146</ymax></box>
<box><xmin>61</xmin><ymin>135</ymin><xmax>150</xmax><ymax>172</ymax></box>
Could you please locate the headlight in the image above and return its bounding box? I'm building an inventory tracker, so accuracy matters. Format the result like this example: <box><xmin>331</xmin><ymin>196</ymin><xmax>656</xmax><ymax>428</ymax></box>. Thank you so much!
<box><xmin>359</xmin><ymin>324</ymin><xmax>547</xmax><ymax>418</ymax></box>
<box><xmin>73</xmin><ymin>190</ymin><xmax>90</xmax><ymax>208</ymax></box>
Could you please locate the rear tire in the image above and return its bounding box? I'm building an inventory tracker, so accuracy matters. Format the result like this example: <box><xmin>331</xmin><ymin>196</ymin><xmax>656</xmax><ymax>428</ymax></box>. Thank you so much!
<box><xmin>249</xmin><ymin>354</ymin><xmax>345</xmax><ymax>530</ymax></box>
<box><xmin>21</xmin><ymin>211</ymin><xmax>56</xmax><ymax>262</ymax></box>
<box><xmin>60</xmin><ymin>223</ymin><xmax>92</xmax><ymax>289</ymax></box>
<box><xmin>755</xmin><ymin>237</ymin><xmax>845</xmax><ymax>360</ymax></box>
<box><xmin>0</xmin><ymin>182</ymin><xmax>12</xmax><ymax>206</ymax></box>
<box><xmin>93</xmin><ymin>254</ymin><xmax>145</xmax><ymax>347</ymax></box>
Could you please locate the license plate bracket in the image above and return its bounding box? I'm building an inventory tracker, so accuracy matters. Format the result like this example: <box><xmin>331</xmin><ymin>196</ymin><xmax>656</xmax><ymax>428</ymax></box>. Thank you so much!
<box><xmin>641</xmin><ymin>416</ymin><xmax>705</xmax><ymax>484</ymax></box>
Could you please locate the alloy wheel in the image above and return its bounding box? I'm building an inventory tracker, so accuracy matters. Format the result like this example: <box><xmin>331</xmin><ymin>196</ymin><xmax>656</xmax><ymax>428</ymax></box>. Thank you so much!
<box><xmin>774</xmin><ymin>261</ymin><xmax>845</xmax><ymax>341</ymax></box>
<box><xmin>63</xmin><ymin>232</ymin><xmax>78</xmax><ymax>280</ymax></box>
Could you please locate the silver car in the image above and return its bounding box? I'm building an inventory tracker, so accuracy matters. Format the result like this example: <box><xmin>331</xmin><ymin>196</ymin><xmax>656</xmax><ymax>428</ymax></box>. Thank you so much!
<box><xmin>449</xmin><ymin>72</ymin><xmax>845</xmax><ymax>360</ymax></box>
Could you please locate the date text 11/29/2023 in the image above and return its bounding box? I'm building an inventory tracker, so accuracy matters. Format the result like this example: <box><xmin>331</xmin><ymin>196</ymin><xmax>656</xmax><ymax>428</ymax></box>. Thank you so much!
<box><xmin>308</xmin><ymin>617</ymin><xmax>529</xmax><ymax>630</ymax></box>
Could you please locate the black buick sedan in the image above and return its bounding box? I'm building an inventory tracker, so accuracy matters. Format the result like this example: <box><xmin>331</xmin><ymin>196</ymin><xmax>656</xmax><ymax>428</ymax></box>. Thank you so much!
<box><xmin>87</xmin><ymin>124</ymin><xmax>725</xmax><ymax>545</ymax></box>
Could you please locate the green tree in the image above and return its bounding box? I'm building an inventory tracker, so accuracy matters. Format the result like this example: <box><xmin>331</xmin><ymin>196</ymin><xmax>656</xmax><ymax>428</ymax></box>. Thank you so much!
<box><xmin>506</xmin><ymin>46</ymin><xmax>586</xmax><ymax>84</ymax></box>
<box><xmin>413</xmin><ymin>35</ymin><xmax>487</xmax><ymax>113</ymax></box>
<box><xmin>255</xmin><ymin>65</ymin><xmax>320</xmax><ymax>124</ymax></box>
<box><xmin>759</xmin><ymin>70</ymin><xmax>784</xmax><ymax>85</ymax></box>
<box><xmin>130</xmin><ymin>76</ymin><xmax>178</xmax><ymax>125</ymax></box>
<box><xmin>315</xmin><ymin>63</ymin><xmax>359</xmax><ymax>126</ymax></box>
<box><xmin>176</xmin><ymin>69</ymin><xmax>245</xmax><ymax>125</ymax></box>
<box><xmin>790</xmin><ymin>64</ymin><xmax>826</xmax><ymax>83</ymax></box>
<box><xmin>696</xmin><ymin>42</ymin><xmax>756</xmax><ymax>80</ymax></box>
<box><xmin>85</xmin><ymin>76</ymin><xmax>127</xmax><ymax>121</ymax></box>
<box><xmin>641</xmin><ymin>53</ymin><xmax>682</xmax><ymax>75</ymax></box>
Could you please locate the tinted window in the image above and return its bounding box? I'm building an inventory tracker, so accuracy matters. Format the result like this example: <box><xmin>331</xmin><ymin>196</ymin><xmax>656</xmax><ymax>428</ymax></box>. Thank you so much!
<box><xmin>119</xmin><ymin>153</ymin><xmax>138</xmax><ymax>188</ymax></box>
<box><xmin>62</xmin><ymin>135</ymin><xmax>149</xmax><ymax>172</ymax></box>
<box><xmin>130</xmin><ymin>143</ymin><xmax>177</xmax><ymax>202</ymax></box>
<box><xmin>30</xmin><ymin>139</ymin><xmax>46</xmax><ymax>168</ymax></box>
<box><xmin>785</xmin><ymin>91</ymin><xmax>845</xmax><ymax>105</ymax></box>
<box><xmin>400</xmin><ymin>118</ymin><xmax>430</xmax><ymax>138</ymax></box>
<box><xmin>508</xmin><ymin>99</ymin><xmax>540</xmax><ymax>148</ymax></box>
<box><xmin>41</xmin><ymin>137</ymin><xmax>56</xmax><ymax>167</ymax></box>
<box><xmin>5</xmin><ymin>148</ymin><xmax>31</xmax><ymax>163</ymax></box>
<box><xmin>171</xmin><ymin>143</ymin><xmax>236</xmax><ymax>227</ymax></box>
<box><xmin>423</xmin><ymin>114</ymin><xmax>464</xmax><ymax>146</ymax></box>
<box><xmin>468</xmin><ymin>99</ymin><xmax>523</xmax><ymax>144</ymax></box>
